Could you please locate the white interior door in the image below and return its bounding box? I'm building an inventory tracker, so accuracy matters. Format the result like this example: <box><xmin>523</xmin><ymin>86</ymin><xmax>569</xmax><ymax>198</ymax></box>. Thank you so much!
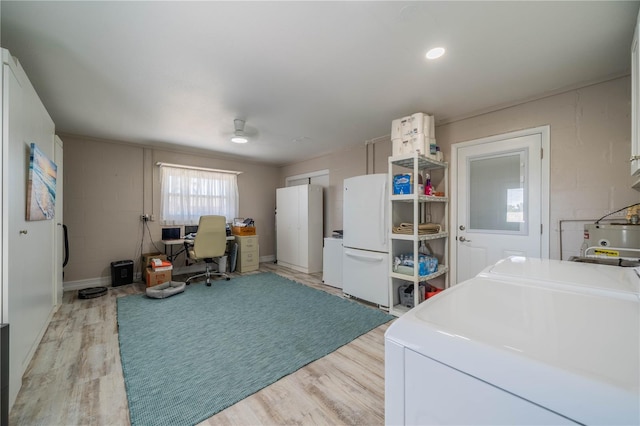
<box><xmin>54</xmin><ymin>135</ymin><xmax>63</xmax><ymax>306</ymax></box>
<box><xmin>452</xmin><ymin>127</ymin><xmax>549</xmax><ymax>284</ymax></box>
<box><xmin>297</xmin><ymin>186</ymin><xmax>309</xmax><ymax>267</ymax></box>
<box><xmin>276</xmin><ymin>186</ymin><xmax>299</xmax><ymax>266</ymax></box>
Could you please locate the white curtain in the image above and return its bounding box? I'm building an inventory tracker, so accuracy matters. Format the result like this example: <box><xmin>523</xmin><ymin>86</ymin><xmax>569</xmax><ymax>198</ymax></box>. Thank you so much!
<box><xmin>160</xmin><ymin>166</ymin><xmax>238</xmax><ymax>225</ymax></box>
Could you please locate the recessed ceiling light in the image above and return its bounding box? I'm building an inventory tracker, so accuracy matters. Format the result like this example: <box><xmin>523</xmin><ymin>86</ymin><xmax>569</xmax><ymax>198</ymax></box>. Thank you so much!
<box><xmin>426</xmin><ymin>47</ymin><xmax>446</xmax><ymax>60</ymax></box>
<box><xmin>231</xmin><ymin>136</ymin><xmax>248</xmax><ymax>144</ymax></box>
<box><xmin>292</xmin><ymin>136</ymin><xmax>312</xmax><ymax>144</ymax></box>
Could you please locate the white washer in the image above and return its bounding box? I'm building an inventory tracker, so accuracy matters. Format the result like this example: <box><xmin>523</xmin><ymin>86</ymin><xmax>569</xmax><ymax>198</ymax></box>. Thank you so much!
<box><xmin>478</xmin><ymin>256</ymin><xmax>640</xmax><ymax>297</ymax></box>
<box><xmin>385</xmin><ymin>257</ymin><xmax>639</xmax><ymax>425</ymax></box>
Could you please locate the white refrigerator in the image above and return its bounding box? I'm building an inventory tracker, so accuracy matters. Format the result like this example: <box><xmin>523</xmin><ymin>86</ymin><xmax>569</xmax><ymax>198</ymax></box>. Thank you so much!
<box><xmin>342</xmin><ymin>173</ymin><xmax>389</xmax><ymax>307</ymax></box>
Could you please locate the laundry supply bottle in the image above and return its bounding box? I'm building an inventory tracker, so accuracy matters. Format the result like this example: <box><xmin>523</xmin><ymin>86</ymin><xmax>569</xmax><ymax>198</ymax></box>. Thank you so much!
<box><xmin>424</xmin><ymin>172</ymin><xmax>432</xmax><ymax>196</ymax></box>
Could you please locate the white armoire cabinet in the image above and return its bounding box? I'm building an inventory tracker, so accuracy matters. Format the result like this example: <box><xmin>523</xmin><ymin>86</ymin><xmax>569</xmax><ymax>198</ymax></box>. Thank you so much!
<box><xmin>276</xmin><ymin>185</ymin><xmax>323</xmax><ymax>274</ymax></box>
<box><xmin>0</xmin><ymin>48</ymin><xmax>60</xmax><ymax>412</ymax></box>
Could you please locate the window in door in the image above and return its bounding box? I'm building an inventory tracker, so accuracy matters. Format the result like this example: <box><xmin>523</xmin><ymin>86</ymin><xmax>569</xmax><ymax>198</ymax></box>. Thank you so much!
<box><xmin>467</xmin><ymin>150</ymin><xmax>527</xmax><ymax>235</ymax></box>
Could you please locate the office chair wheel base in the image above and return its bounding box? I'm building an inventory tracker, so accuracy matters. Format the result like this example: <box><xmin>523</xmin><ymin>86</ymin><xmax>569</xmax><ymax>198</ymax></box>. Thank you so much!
<box><xmin>206</xmin><ymin>282</ymin><xmax>212</xmax><ymax>287</ymax></box>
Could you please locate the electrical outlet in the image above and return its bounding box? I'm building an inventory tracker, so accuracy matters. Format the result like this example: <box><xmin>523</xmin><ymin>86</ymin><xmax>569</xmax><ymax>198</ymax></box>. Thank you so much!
<box><xmin>140</xmin><ymin>214</ymin><xmax>150</xmax><ymax>222</ymax></box>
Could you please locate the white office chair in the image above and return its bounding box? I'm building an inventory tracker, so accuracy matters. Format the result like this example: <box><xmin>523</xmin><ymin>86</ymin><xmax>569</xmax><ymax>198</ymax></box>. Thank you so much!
<box><xmin>185</xmin><ymin>215</ymin><xmax>230</xmax><ymax>286</ymax></box>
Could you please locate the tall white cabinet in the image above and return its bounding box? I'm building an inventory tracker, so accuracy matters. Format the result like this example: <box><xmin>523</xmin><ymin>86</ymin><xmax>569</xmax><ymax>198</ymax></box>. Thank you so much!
<box><xmin>276</xmin><ymin>185</ymin><xmax>323</xmax><ymax>274</ymax></box>
<box><xmin>0</xmin><ymin>49</ymin><xmax>61</xmax><ymax>411</ymax></box>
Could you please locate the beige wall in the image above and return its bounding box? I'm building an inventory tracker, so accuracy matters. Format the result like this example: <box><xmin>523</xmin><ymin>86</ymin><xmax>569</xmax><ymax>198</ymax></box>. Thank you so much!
<box><xmin>278</xmin><ymin>76</ymin><xmax>638</xmax><ymax>259</ymax></box>
<box><xmin>62</xmin><ymin>76</ymin><xmax>637</xmax><ymax>283</ymax></box>
<box><xmin>437</xmin><ymin>76</ymin><xmax>638</xmax><ymax>260</ymax></box>
<box><xmin>62</xmin><ymin>134</ymin><xmax>280</xmax><ymax>283</ymax></box>
<box><xmin>278</xmin><ymin>140</ymin><xmax>391</xmax><ymax>236</ymax></box>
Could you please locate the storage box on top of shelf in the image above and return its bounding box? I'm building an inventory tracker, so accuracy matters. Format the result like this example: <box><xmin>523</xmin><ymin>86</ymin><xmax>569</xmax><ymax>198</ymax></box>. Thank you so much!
<box><xmin>391</xmin><ymin>113</ymin><xmax>436</xmax><ymax>142</ymax></box>
<box><xmin>232</xmin><ymin>225</ymin><xmax>256</xmax><ymax>236</ymax></box>
<box><xmin>392</xmin><ymin>135</ymin><xmax>436</xmax><ymax>157</ymax></box>
<box><xmin>393</xmin><ymin>173</ymin><xmax>413</xmax><ymax>194</ymax></box>
<box><xmin>146</xmin><ymin>267</ymin><xmax>172</xmax><ymax>288</ymax></box>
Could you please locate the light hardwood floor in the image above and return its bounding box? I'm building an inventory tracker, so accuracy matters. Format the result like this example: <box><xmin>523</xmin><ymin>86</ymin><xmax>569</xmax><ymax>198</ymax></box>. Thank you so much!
<box><xmin>10</xmin><ymin>263</ymin><xmax>392</xmax><ymax>425</ymax></box>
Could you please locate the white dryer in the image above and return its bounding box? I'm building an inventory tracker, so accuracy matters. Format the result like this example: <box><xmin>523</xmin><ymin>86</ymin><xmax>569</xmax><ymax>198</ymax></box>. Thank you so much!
<box><xmin>385</xmin><ymin>257</ymin><xmax>639</xmax><ymax>425</ymax></box>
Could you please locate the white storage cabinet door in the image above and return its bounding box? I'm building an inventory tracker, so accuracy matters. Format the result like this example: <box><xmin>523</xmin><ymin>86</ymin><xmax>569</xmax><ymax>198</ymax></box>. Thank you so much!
<box><xmin>276</xmin><ymin>186</ymin><xmax>299</xmax><ymax>266</ymax></box>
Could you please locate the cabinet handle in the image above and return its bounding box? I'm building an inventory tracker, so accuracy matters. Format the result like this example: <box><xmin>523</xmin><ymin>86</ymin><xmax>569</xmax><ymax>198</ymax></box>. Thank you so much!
<box><xmin>345</xmin><ymin>250</ymin><xmax>384</xmax><ymax>262</ymax></box>
<box><xmin>19</xmin><ymin>230</ymin><xmax>28</xmax><ymax>235</ymax></box>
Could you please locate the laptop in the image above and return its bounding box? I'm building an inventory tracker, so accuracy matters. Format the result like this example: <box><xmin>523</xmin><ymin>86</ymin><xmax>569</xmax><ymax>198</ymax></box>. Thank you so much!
<box><xmin>183</xmin><ymin>225</ymin><xmax>198</xmax><ymax>240</ymax></box>
<box><xmin>184</xmin><ymin>225</ymin><xmax>198</xmax><ymax>235</ymax></box>
<box><xmin>161</xmin><ymin>227</ymin><xmax>181</xmax><ymax>241</ymax></box>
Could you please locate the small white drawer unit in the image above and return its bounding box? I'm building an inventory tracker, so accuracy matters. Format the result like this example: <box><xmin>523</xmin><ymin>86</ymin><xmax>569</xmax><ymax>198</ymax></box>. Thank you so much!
<box><xmin>235</xmin><ymin>235</ymin><xmax>259</xmax><ymax>273</ymax></box>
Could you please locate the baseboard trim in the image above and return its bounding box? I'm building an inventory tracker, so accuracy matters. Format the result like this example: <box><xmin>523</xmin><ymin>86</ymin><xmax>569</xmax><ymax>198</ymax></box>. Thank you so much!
<box><xmin>63</xmin><ymin>272</ymin><xmax>143</xmax><ymax>292</ymax></box>
<box><xmin>64</xmin><ymin>258</ymin><xmax>277</xmax><ymax>291</ymax></box>
<box><xmin>260</xmin><ymin>255</ymin><xmax>275</xmax><ymax>263</ymax></box>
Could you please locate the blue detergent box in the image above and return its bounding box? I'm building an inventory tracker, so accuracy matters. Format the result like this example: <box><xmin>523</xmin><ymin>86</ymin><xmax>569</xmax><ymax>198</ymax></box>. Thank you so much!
<box><xmin>393</xmin><ymin>174</ymin><xmax>413</xmax><ymax>194</ymax></box>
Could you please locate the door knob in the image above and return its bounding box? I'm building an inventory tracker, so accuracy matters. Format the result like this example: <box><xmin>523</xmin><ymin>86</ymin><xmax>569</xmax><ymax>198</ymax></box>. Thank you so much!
<box><xmin>459</xmin><ymin>236</ymin><xmax>471</xmax><ymax>242</ymax></box>
<box><xmin>459</xmin><ymin>225</ymin><xmax>466</xmax><ymax>231</ymax></box>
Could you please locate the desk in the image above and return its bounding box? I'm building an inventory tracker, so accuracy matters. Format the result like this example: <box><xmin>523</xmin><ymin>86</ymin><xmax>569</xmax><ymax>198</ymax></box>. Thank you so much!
<box><xmin>162</xmin><ymin>236</ymin><xmax>235</xmax><ymax>262</ymax></box>
<box><xmin>161</xmin><ymin>239</ymin><xmax>186</xmax><ymax>262</ymax></box>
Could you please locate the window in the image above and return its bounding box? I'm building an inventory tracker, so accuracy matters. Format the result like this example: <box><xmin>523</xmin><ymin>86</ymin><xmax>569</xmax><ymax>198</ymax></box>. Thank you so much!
<box><xmin>159</xmin><ymin>165</ymin><xmax>239</xmax><ymax>225</ymax></box>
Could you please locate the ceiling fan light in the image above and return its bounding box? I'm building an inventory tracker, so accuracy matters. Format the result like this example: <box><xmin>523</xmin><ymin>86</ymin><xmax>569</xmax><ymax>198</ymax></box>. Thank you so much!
<box><xmin>231</xmin><ymin>135</ymin><xmax>248</xmax><ymax>144</ymax></box>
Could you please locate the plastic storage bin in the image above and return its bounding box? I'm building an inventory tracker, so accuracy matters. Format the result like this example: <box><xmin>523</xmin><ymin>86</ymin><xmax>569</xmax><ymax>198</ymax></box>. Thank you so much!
<box><xmin>111</xmin><ymin>260</ymin><xmax>134</xmax><ymax>287</ymax></box>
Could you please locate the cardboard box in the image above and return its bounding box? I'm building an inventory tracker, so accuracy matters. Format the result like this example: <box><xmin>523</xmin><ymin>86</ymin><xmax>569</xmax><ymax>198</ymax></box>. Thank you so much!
<box><xmin>232</xmin><ymin>226</ymin><xmax>256</xmax><ymax>236</ymax></box>
<box><xmin>141</xmin><ymin>253</ymin><xmax>168</xmax><ymax>280</ymax></box>
<box><xmin>146</xmin><ymin>267</ymin><xmax>172</xmax><ymax>287</ymax></box>
<box><xmin>392</xmin><ymin>135</ymin><xmax>434</xmax><ymax>157</ymax></box>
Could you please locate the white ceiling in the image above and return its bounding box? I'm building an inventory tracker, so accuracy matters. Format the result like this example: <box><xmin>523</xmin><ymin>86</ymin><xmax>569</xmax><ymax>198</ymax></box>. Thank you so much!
<box><xmin>2</xmin><ymin>1</ymin><xmax>638</xmax><ymax>165</ymax></box>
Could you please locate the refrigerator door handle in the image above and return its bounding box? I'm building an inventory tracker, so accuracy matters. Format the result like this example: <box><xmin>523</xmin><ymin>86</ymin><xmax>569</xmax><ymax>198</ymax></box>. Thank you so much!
<box><xmin>380</xmin><ymin>180</ymin><xmax>386</xmax><ymax>246</ymax></box>
<box><xmin>345</xmin><ymin>250</ymin><xmax>384</xmax><ymax>263</ymax></box>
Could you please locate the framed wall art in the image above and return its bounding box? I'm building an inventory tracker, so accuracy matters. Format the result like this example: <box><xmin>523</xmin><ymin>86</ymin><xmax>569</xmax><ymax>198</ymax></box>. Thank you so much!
<box><xmin>26</xmin><ymin>142</ymin><xmax>57</xmax><ymax>221</ymax></box>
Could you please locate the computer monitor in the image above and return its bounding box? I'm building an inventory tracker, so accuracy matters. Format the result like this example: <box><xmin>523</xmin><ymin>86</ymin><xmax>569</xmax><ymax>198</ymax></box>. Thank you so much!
<box><xmin>184</xmin><ymin>225</ymin><xmax>198</xmax><ymax>235</ymax></box>
<box><xmin>161</xmin><ymin>227</ymin><xmax>180</xmax><ymax>240</ymax></box>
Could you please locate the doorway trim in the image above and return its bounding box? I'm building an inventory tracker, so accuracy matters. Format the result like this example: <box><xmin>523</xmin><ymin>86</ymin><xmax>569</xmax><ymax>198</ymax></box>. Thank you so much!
<box><xmin>285</xmin><ymin>169</ymin><xmax>329</xmax><ymax>186</ymax></box>
<box><xmin>449</xmin><ymin>125</ymin><xmax>550</xmax><ymax>285</ymax></box>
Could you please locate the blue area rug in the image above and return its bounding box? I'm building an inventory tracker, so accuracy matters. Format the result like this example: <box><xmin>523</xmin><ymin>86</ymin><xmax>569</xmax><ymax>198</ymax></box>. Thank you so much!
<box><xmin>117</xmin><ymin>272</ymin><xmax>393</xmax><ymax>426</ymax></box>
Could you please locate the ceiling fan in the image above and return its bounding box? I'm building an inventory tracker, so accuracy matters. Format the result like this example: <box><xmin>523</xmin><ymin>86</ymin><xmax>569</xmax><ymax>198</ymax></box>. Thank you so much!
<box><xmin>228</xmin><ymin>119</ymin><xmax>258</xmax><ymax>144</ymax></box>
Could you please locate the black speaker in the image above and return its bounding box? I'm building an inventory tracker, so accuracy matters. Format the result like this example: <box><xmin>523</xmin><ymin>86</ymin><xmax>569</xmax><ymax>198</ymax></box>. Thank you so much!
<box><xmin>1</xmin><ymin>323</ymin><xmax>9</xmax><ymax>426</ymax></box>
